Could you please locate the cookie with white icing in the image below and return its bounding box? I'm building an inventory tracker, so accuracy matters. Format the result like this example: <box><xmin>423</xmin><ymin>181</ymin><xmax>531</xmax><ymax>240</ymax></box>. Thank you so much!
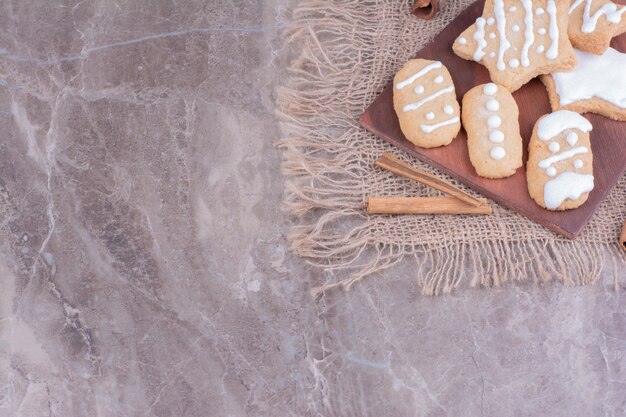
<box><xmin>452</xmin><ymin>0</ymin><xmax>576</xmax><ymax>92</ymax></box>
<box><xmin>568</xmin><ymin>0</ymin><xmax>626</xmax><ymax>55</ymax></box>
<box><xmin>462</xmin><ymin>83</ymin><xmax>523</xmax><ymax>178</ymax></box>
<box><xmin>541</xmin><ymin>47</ymin><xmax>626</xmax><ymax>121</ymax></box>
<box><xmin>527</xmin><ymin>110</ymin><xmax>594</xmax><ymax>210</ymax></box>
<box><xmin>393</xmin><ymin>59</ymin><xmax>461</xmax><ymax>148</ymax></box>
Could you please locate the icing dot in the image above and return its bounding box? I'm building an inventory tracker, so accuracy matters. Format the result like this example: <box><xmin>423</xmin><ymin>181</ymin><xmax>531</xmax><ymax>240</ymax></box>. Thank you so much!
<box><xmin>434</xmin><ymin>75</ymin><xmax>444</xmax><ymax>84</ymax></box>
<box><xmin>444</xmin><ymin>105</ymin><xmax>454</xmax><ymax>115</ymax></box>
<box><xmin>483</xmin><ymin>83</ymin><xmax>498</xmax><ymax>95</ymax></box>
<box><xmin>536</xmin><ymin>45</ymin><xmax>545</xmax><ymax>53</ymax></box>
<box><xmin>490</xmin><ymin>146</ymin><xmax>506</xmax><ymax>160</ymax></box>
<box><xmin>567</xmin><ymin>132</ymin><xmax>579</xmax><ymax>146</ymax></box>
<box><xmin>509</xmin><ymin>58</ymin><xmax>520</xmax><ymax>68</ymax></box>
<box><xmin>426</xmin><ymin>112</ymin><xmax>435</xmax><ymax>120</ymax></box>
<box><xmin>487</xmin><ymin>17</ymin><xmax>495</xmax><ymax>25</ymax></box>
<box><xmin>489</xmin><ymin>51</ymin><xmax>496</xmax><ymax>58</ymax></box>
<box><xmin>415</xmin><ymin>85</ymin><xmax>425</xmax><ymax>94</ymax></box>
<box><xmin>574</xmin><ymin>159</ymin><xmax>584</xmax><ymax>169</ymax></box>
<box><xmin>509</xmin><ymin>6</ymin><xmax>517</xmax><ymax>12</ymax></box>
<box><xmin>538</xmin><ymin>28</ymin><xmax>546</xmax><ymax>35</ymax></box>
<box><xmin>546</xmin><ymin>167</ymin><xmax>557</xmax><ymax>177</ymax></box>
<box><xmin>549</xmin><ymin>142</ymin><xmax>560</xmax><ymax>153</ymax></box>
<box><xmin>458</xmin><ymin>37</ymin><xmax>467</xmax><ymax>45</ymax></box>
<box><xmin>536</xmin><ymin>7</ymin><xmax>545</xmax><ymax>15</ymax></box>
<box><xmin>486</xmin><ymin>99</ymin><xmax>500</xmax><ymax>111</ymax></box>
<box><xmin>488</xmin><ymin>115</ymin><xmax>502</xmax><ymax>129</ymax></box>
<box><xmin>512</xmin><ymin>25</ymin><xmax>520</xmax><ymax>32</ymax></box>
<box><xmin>489</xmin><ymin>130</ymin><xmax>505</xmax><ymax>143</ymax></box>
<box><xmin>489</xmin><ymin>32</ymin><xmax>496</xmax><ymax>39</ymax></box>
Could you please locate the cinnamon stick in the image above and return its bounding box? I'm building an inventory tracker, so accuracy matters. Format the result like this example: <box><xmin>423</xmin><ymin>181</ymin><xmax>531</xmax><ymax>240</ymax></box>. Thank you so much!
<box><xmin>368</xmin><ymin>197</ymin><xmax>492</xmax><ymax>215</ymax></box>
<box><xmin>412</xmin><ymin>0</ymin><xmax>439</xmax><ymax>20</ymax></box>
<box><xmin>621</xmin><ymin>220</ymin><xmax>626</xmax><ymax>252</ymax></box>
<box><xmin>376</xmin><ymin>153</ymin><xmax>483</xmax><ymax>207</ymax></box>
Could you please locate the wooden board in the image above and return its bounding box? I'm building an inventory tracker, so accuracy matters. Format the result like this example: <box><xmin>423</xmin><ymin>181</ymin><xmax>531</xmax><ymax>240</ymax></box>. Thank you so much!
<box><xmin>360</xmin><ymin>0</ymin><xmax>626</xmax><ymax>239</ymax></box>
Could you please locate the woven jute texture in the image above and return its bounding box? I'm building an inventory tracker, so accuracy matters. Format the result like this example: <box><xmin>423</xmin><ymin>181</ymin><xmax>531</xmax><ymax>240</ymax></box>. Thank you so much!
<box><xmin>277</xmin><ymin>0</ymin><xmax>626</xmax><ymax>295</ymax></box>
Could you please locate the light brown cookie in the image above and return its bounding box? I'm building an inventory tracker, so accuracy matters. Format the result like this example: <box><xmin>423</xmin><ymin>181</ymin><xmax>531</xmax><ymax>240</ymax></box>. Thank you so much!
<box><xmin>568</xmin><ymin>0</ymin><xmax>626</xmax><ymax>55</ymax></box>
<box><xmin>393</xmin><ymin>59</ymin><xmax>461</xmax><ymax>148</ymax></box>
<box><xmin>453</xmin><ymin>0</ymin><xmax>576</xmax><ymax>92</ymax></box>
<box><xmin>541</xmin><ymin>47</ymin><xmax>626</xmax><ymax>121</ymax></box>
<box><xmin>527</xmin><ymin>110</ymin><xmax>594</xmax><ymax>210</ymax></box>
<box><xmin>461</xmin><ymin>83</ymin><xmax>523</xmax><ymax>178</ymax></box>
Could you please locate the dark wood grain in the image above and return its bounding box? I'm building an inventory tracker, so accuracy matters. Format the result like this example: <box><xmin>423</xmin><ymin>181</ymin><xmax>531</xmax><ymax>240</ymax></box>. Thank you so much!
<box><xmin>360</xmin><ymin>0</ymin><xmax>626</xmax><ymax>239</ymax></box>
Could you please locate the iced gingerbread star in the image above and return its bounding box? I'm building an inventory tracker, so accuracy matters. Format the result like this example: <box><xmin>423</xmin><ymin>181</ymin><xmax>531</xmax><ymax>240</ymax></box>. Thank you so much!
<box><xmin>568</xmin><ymin>0</ymin><xmax>626</xmax><ymax>55</ymax></box>
<box><xmin>452</xmin><ymin>0</ymin><xmax>575</xmax><ymax>92</ymax></box>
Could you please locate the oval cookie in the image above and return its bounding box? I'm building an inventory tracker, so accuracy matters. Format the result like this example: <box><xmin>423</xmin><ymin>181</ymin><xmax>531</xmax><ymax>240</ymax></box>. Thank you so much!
<box><xmin>461</xmin><ymin>82</ymin><xmax>523</xmax><ymax>178</ymax></box>
<box><xmin>393</xmin><ymin>59</ymin><xmax>461</xmax><ymax>148</ymax></box>
<box><xmin>527</xmin><ymin>110</ymin><xmax>594</xmax><ymax>210</ymax></box>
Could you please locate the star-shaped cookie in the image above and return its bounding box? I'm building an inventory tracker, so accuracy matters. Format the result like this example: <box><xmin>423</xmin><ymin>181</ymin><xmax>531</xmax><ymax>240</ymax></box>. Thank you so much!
<box><xmin>541</xmin><ymin>47</ymin><xmax>626</xmax><ymax>121</ymax></box>
<box><xmin>453</xmin><ymin>0</ymin><xmax>576</xmax><ymax>92</ymax></box>
<box><xmin>568</xmin><ymin>0</ymin><xmax>626</xmax><ymax>55</ymax></box>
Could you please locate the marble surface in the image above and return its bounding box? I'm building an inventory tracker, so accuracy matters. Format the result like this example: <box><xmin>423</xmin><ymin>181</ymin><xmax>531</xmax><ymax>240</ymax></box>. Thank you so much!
<box><xmin>0</xmin><ymin>1</ymin><xmax>624</xmax><ymax>416</ymax></box>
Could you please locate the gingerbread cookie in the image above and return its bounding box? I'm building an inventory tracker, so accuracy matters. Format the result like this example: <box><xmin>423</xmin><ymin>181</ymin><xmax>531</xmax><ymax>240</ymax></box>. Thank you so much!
<box><xmin>462</xmin><ymin>83</ymin><xmax>523</xmax><ymax>178</ymax></box>
<box><xmin>568</xmin><ymin>0</ymin><xmax>626</xmax><ymax>55</ymax></box>
<box><xmin>527</xmin><ymin>110</ymin><xmax>594</xmax><ymax>210</ymax></box>
<box><xmin>453</xmin><ymin>0</ymin><xmax>576</xmax><ymax>92</ymax></box>
<box><xmin>393</xmin><ymin>59</ymin><xmax>461</xmax><ymax>148</ymax></box>
<box><xmin>541</xmin><ymin>47</ymin><xmax>626</xmax><ymax>121</ymax></box>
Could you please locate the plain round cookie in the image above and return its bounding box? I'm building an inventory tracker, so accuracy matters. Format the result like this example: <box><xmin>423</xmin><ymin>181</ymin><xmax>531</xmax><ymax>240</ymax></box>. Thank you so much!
<box><xmin>392</xmin><ymin>59</ymin><xmax>461</xmax><ymax>148</ymax></box>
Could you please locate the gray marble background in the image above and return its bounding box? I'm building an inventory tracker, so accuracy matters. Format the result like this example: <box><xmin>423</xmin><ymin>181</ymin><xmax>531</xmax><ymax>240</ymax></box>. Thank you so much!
<box><xmin>0</xmin><ymin>1</ymin><xmax>623</xmax><ymax>416</ymax></box>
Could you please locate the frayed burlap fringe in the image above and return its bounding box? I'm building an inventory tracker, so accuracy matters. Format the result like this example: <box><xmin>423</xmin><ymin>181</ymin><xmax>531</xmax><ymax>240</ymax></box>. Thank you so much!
<box><xmin>277</xmin><ymin>0</ymin><xmax>626</xmax><ymax>295</ymax></box>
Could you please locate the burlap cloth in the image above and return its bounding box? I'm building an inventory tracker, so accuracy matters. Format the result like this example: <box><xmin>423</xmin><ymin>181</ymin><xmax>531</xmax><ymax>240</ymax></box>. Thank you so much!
<box><xmin>277</xmin><ymin>0</ymin><xmax>626</xmax><ymax>295</ymax></box>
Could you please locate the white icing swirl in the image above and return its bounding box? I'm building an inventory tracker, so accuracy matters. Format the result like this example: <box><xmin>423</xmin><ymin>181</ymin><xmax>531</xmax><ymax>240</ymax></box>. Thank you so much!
<box><xmin>569</xmin><ymin>0</ymin><xmax>626</xmax><ymax>34</ymax></box>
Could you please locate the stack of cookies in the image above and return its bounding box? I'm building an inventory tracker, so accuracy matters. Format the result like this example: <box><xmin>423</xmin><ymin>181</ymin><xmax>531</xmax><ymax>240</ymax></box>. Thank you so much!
<box><xmin>392</xmin><ymin>0</ymin><xmax>626</xmax><ymax>211</ymax></box>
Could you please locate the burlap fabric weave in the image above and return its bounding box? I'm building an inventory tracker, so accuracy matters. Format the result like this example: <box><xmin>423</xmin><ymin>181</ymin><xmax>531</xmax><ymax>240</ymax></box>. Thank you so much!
<box><xmin>277</xmin><ymin>0</ymin><xmax>626</xmax><ymax>295</ymax></box>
